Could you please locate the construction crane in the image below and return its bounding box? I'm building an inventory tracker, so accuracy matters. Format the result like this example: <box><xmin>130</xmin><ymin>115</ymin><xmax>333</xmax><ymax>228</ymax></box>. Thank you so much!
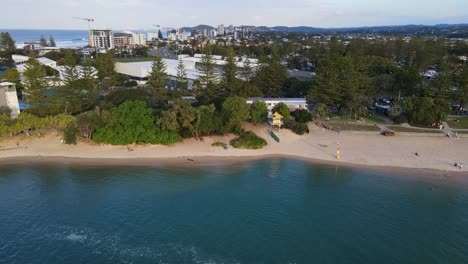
<box><xmin>72</xmin><ymin>17</ymin><xmax>97</xmax><ymax>59</ymax></box>
<box><xmin>72</xmin><ymin>17</ymin><xmax>94</xmax><ymax>30</ymax></box>
<box><xmin>152</xmin><ymin>24</ymin><xmax>161</xmax><ymax>39</ymax></box>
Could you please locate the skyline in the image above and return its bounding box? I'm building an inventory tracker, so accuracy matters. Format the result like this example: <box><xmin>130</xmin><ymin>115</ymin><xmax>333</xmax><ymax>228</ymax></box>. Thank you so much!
<box><xmin>1</xmin><ymin>0</ymin><xmax>467</xmax><ymax>30</ymax></box>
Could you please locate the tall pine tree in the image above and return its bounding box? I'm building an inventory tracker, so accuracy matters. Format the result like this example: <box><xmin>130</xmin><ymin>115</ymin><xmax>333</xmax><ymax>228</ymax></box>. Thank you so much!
<box><xmin>0</xmin><ymin>32</ymin><xmax>16</xmax><ymax>66</ymax></box>
<box><xmin>148</xmin><ymin>54</ymin><xmax>169</xmax><ymax>107</ymax></box>
<box><xmin>175</xmin><ymin>59</ymin><xmax>188</xmax><ymax>91</ymax></box>
<box><xmin>222</xmin><ymin>47</ymin><xmax>240</xmax><ymax>96</ymax></box>
<box><xmin>49</xmin><ymin>35</ymin><xmax>56</xmax><ymax>47</ymax></box>
<box><xmin>23</xmin><ymin>56</ymin><xmax>49</xmax><ymax>116</ymax></box>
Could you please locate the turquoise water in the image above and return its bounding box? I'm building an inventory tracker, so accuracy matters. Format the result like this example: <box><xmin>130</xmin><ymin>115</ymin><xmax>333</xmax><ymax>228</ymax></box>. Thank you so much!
<box><xmin>1</xmin><ymin>158</ymin><xmax>468</xmax><ymax>263</ymax></box>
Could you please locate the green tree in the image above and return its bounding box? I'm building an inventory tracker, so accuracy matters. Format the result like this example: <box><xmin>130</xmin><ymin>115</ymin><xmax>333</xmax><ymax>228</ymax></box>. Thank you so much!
<box><xmin>49</xmin><ymin>35</ymin><xmax>56</xmax><ymax>47</ymax></box>
<box><xmin>401</xmin><ymin>97</ymin><xmax>450</xmax><ymax>124</ymax></box>
<box><xmin>250</xmin><ymin>101</ymin><xmax>268</xmax><ymax>124</ymax></box>
<box><xmin>222</xmin><ymin>96</ymin><xmax>250</xmax><ymax>133</ymax></box>
<box><xmin>254</xmin><ymin>47</ymin><xmax>287</xmax><ymax>97</ymax></box>
<box><xmin>93</xmin><ymin>101</ymin><xmax>181</xmax><ymax>145</ymax></box>
<box><xmin>0</xmin><ymin>32</ymin><xmax>16</xmax><ymax>66</ymax></box>
<box><xmin>311</xmin><ymin>103</ymin><xmax>329</xmax><ymax>120</ymax></box>
<box><xmin>175</xmin><ymin>59</ymin><xmax>188</xmax><ymax>91</ymax></box>
<box><xmin>197</xmin><ymin>50</ymin><xmax>223</xmax><ymax>104</ymax></box>
<box><xmin>158</xmin><ymin>110</ymin><xmax>179</xmax><ymax>131</ymax></box>
<box><xmin>23</xmin><ymin>56</ymin><xmax>49</xmax><ymax>116</ymax></box>
<box><xmin>455</xmin><ymin>65</ymin><xmax>468</xmax><ymax>114</ymax></box>
<box><xmin>76</xmin><ymin>107</ymin><xmax>112</xmax><ymax>140</ymax></box>
<box><xmin>240</xmin><ymin>57</ymin><xmax>254</xmax><ymax>82</ymax></box>
<box><xmin>197</xmin><ymin>104</ymin><xmax>222</xmax><ymax>135</ymax></box>
<box><xmin>95</xmin><ymin>50</ymin><xmax>116</xmax><ymax>79</ymax></box>
<box><xmin>291</xmin><ymin>109</ymin><xmax>312</xmax><ymax>123</ymax></box>
<box><xmin>272</xmin><ymin>102</ymin><xmax>291</xmax><ymax>122</ymax></box>
<box><xmin>148</xmin><ymin>54</ymin><xmax>168</xmax><ymax>107</ymax></box>
<box><xmin>3</xmin><ymin>68</ymin><xmax>20</xmax><ymax>82</ymax></box>
<box><xmin>62</xmin><ymin>50</ymin><xmax>80</xmax><ymax>86</ymax></box>
<box><xmin>40</xmin><ymin>35</ymin><xmax>48</xmax><ymax>47</ymax></box>
<box><xmin>222</xmin><ymin>47</ymin><xmax>240</xmax><ymax>95</ymax></box>
<box><xmin>105</xmin><ymin>88</ymin><xmax>150</xmax><ymax>107</ymax></box>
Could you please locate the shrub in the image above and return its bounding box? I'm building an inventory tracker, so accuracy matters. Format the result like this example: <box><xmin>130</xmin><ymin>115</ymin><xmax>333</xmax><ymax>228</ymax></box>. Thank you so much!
<box><xmin>250</xmin><ymin>101</ymin><xmax>268</xmax><ymax>124</ymax></box>
<box><xmin>0</xmin><ymin>106</ymin><xmax>12</xmax><ymax>117</ymax></box>
<box><xmin>92</xmin><ymin>101</ymin><xmax>181</xmax><ymax>145</ymax></box>
<box><xmin>63</xmin><ymin>122</ymin><xmax>78</xmax><ymax>145</ymax></box>
<box><xmin>211</xmin><ymin>142</ymin><xmax>225</xmax><ymax>147</ymax></box>
<box><xmin>230</xmin><ymin>131</ymin><xmax>267</xmax><ymax>149</ymax></box>
<box><xmin>291</xmin><ymin>109</ymin><xmax>312</xmax><ymax>123</ymax></box>
<box><xmin>393</xmin><ymin>115</ymin><xmax>408</xmax><ymax>124</ymax></box>
<box><xmin>104</xmin><ymin>89</ymin><xmax>150</xmax><ymax>107</ymax></box>
<box><xmin>285</xmin><ymin>121</ymin><xmax>309</xmax><ymax>135</ymax></box>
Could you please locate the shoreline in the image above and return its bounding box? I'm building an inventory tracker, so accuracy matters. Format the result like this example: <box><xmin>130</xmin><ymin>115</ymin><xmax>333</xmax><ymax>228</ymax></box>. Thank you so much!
<box><xmin>0</xmin><ymin>153</ymin><xmax>465</xmax><ymax>178</ymax></box>
<box><xmin>0</xmin><ymin>123</ymin><xmax>467</xmax><ymax>176</ymax></box>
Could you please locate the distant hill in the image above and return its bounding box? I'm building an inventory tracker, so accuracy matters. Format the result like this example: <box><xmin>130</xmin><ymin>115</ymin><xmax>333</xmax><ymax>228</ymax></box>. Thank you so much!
<box><xmin>180</xmin><ymin>24</ymin><xmax>215</xmax><ymax>32</ymax></box>
<box><xmin>266</xmin><ymin>24</ymin><xmax>468</xmax><ymax>34</ymax></box>
<box><xmin>176</xmin><ymin>23</ymin><xmax>468</xmax><ymax>37</ymax></box>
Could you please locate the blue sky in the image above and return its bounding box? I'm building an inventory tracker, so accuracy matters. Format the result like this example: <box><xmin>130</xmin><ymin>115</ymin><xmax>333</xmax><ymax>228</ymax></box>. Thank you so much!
<box><xmin>2</xmin><ymin>0</ymin><xmax>467</xmax><ymax>30</ymax></box>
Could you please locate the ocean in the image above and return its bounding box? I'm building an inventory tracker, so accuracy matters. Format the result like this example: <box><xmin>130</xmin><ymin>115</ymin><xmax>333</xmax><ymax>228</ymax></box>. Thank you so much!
<box><xmin>1</xmin><ymin>29</ymin><xmax>176</xmax><ymax>49</ymax></box>
<box><xmin>1</xmin><ymin>158</ymin><xmax>468</xmax><ymax>263</ymax></box>
<box><xmin>1</xmin><ymin>29</ymin><xmax>90</xmax><ymax>48</ymax></box>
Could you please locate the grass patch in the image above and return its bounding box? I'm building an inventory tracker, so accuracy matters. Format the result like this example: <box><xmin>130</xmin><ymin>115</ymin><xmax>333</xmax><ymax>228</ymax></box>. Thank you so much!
<box><xmin>365</xmin><ymin>114</ymin><xmax>387</xmax><ymax>124</ymax></box>
<box><xmin>387</xmin><ymin>126</ymin><xmax>442</xmax><ymax>133</ymax></box>
<box><xmin>326</xmin><ymin>122</ymin><xmax>380</xmax><ymax>131</ymax></box>
<box><xmin>325</xmin><ymin>114</ymin><xmax>386</xmax><ymax>124</ymax></box>
<box><xmin>447</xmin><ymin>117</ymin><xmax>468</xmax><ymax>129</ymax></box>
<box><xmin>115</xmin><ymin>57</ymin><xmax>155</xmax><ymax>63</ymax></box>
<box><xmin>230</xmin><ymin>131</ymin><xmax>267</xmax><ymax>149</ymax></box>
<box><xmin>211</xmin><ymin>142</ymin><xmax>226</xmax><ymax>147</ymax></box>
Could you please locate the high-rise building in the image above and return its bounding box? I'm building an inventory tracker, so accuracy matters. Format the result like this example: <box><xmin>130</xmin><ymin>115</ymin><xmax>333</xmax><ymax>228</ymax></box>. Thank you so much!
<box><xmin>217</xmin><ymin>24</ymin><xmax>224</xmax><ymax>36</ymax></box>
<box><xmin>147</xmin><ymin>32</ymin><xmax>158</xmax><ymax>41</ymax></box>
<box><xmin>113</xmin><ymin>32</ymin><xmax>133</xmax><ymax>48</ymax></box>
<box><xmin>131</xmin><ymin>33</ymin><xmax>146</xmax><ymax>46</ymax></box>
<box><xmin>89</xmin><ymin>29</ymin><xmax>114</xmax><ymax>50</ymax></box>
<box><xmin>209</xmin><ymin>29</ymin><xmax>218</xmax><ymax>39</ymax></box>
<box><xmin>228</xmin><ymin>25</ymin><xmax>234</xmax><ymax>34</ymax></box>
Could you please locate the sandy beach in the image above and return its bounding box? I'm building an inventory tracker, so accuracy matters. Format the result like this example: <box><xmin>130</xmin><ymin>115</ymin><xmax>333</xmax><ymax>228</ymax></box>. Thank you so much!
<box><xmin>0</xmin><ymin>123</ymin><xmax>467</xmax><ymax>173</ymax></box>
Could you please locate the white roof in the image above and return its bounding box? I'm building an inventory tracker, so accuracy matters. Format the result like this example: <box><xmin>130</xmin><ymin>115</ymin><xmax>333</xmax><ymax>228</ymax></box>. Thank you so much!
<box><xmin>0</xmin><ymin>82</ymin><xmax>16</xmax><ymax>86</ymax></box>
<box><xmin>115</xmin><ymin>59</ymin><xmax>202</xmax><ymax>80</ymax></box>
<box><xmin>12</xmin><ymin>54</ymin><xmax>29</xmax><ymax>64</ymax></box>
<box><xmin>37</xmin><ymin>57</ymin><xmax>57</xmax><ymax>65</ymax></box>
<box><xmin>247</xmin><ymin>97</ymin><xmax>307</xmax><ymax>104</ymax></box>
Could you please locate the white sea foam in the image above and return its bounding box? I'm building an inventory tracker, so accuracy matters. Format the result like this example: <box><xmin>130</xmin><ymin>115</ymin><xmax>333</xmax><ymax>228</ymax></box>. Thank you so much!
<box><xmin>66</xmin><ymin>233</ymin><xmax>87</xmax><ymax>242</ymax></box>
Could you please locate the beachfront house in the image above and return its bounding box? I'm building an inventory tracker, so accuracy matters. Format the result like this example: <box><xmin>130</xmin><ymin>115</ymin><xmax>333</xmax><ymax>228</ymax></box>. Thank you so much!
<box><xmin>0</xmin><ymin>82</ymin><xmax>20</xmax><ymax>119</ymax></box>
<box><xmin>246</xmin><ymin>97</ymin><xmax>308</xmax><ymax>115</ymax></box>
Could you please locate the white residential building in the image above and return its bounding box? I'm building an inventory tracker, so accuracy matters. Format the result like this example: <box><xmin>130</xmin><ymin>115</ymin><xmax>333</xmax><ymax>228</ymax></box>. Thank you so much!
<box><xmin>246</xmin><ymin>98</ymin><xmax>308</xmax><ymax>115</ymax></box>
<box><xmin>147</xmin><ymin>32</ymin><xmax>158</xmax><ymax>41</ymax></box>
<box><xmin>0</xmin><ymin>82</ymin><xmax>20</xmax><ymax>119</ymax></box>
<box><xmin>114</xmin><ymin>55</ymin><xmax>260</xmax><ymax>87</ymax></box>
<box><xmin>130</xmin><ymin>32</ymin><xmax>147</xmax><ymax>46</ymax></box>
<box><xmin>89</xmin><ymin>29</ymin><xmax>114</xmax><ymax>50</ymax></box>
<box><xmin>15</xmin><ymin>56</ymin><xmax>57</xmax><ymax>73</ymax></box>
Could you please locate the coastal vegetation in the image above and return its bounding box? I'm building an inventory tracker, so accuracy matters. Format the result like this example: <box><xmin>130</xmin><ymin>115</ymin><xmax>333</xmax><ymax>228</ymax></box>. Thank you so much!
<box><xmin>1</xmin><ymin>30</ymin><xmax>468</xmax><ymax>146</ymax></box>
<box><xmin>230</xmin><ymin>131</ymin><xmax>267</xmax><ymax>149</ymax></box>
